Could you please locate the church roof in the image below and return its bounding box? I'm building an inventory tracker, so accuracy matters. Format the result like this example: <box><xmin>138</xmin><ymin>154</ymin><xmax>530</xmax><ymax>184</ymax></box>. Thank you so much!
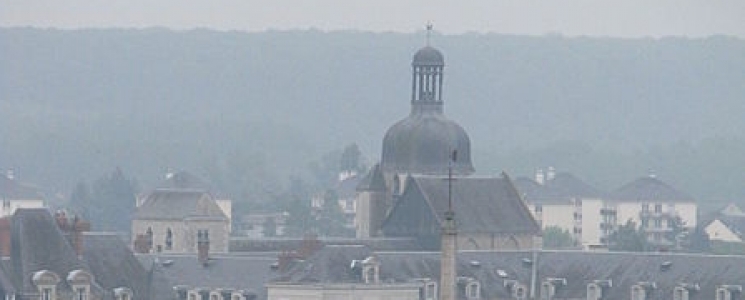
<box><xmin>609</xmin><ymin>176</ymin><xmax>694</xmax><ymax>202</ymax></box>
<box><xmin>384</xmin><ymin>175</ymin><xmax>539</xmax><ymax>235</ymax></box>
<box><xmin>134</xmin><ymin>189</ymin><xmax>227</xmax><ymax>221</ymax></box>
<box><xmin>412</xmin><ymin>46</ymin><xmax>444</xmax><ymax>66</ymax></box>
<box><xmin>514</xmin><ymin>172</ymin><xmax>605</xmax><ymax>204</ymax></box>
<box><xmin>277</xmin><ymin>245</ymin><xmax>375</xmax><ymax>284</ymax></box>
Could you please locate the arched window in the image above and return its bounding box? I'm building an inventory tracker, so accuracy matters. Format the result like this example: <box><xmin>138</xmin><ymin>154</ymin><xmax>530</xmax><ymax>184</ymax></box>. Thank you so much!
<box><xmin>716</xmin><ymin>288</ymin><xmax>729</xmax><ymax>300</ymax></box>
<box><xmin>540</xmin><ymin>282</ymin><xmax>555</xmax><ymax>300</ymax></box>
<box><xmin>32</xmin><ymin>270</ymin><xmax>60</xmax><ymax>300</ymax></box>
<box><xmin>165</xmin><ymin>228</ymin><xmax>173</xmax><ymax>250</ymax></box>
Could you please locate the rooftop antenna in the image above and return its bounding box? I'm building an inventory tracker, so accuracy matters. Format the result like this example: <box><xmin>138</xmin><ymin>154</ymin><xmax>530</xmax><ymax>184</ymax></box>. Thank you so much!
<box><xmin>426</xmin><ymin>22</ymin><xmax>433</xmax><ymax>46</ymax></box>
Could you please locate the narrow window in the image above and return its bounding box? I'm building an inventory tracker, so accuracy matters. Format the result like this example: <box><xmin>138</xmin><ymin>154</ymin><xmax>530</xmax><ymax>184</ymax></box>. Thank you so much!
<box><xmin>42</xmin><ymin>288</ymin><xmax>52</xmax><ymax>300</ymax></box>
<box><xmin>77</xmin><ymin>287</ymin><xmax>87</xmax><ymax>300</ymax></box>
<box><xmin>165</xmin><ymin>228</ymin><xmax>173</xmax><ymax>250</ymax></box>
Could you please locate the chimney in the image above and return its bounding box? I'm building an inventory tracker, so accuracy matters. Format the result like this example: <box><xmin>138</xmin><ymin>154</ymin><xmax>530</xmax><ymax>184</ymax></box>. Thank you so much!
<box><xmin>197</xmin><ymin>230</ymin><xmax>210</xmax><ymax>266</ymax></box>
<box><xmin>0</xmin><ymin>217</ymin><xmax>12</xmax><ymax>258</ymax></box>
<box><xmin>535</xmin><ymin>169</ymin><xmax>545</xmax><ymax>185</ymax></box>
<box><xmin>70</xmin><ymin>216</ymin><xmax>90</xmax><ymax>258</ymax></box>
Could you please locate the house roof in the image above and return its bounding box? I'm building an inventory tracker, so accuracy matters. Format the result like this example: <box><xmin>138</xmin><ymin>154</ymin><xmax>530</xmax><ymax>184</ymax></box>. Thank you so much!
<box><xmin>609</xmin><ymin>176</ymin><xmax>695</xmax><ymax>202</ymax></box>
<box><xmin>0</xmin><ymin>176</ymin><xmax>44</xmax><ymax>200</ymax></box>
<box><xmin>137</xmin><ymin>252</ymin><xmax>280</xmax><ymax>300</ymax></box>
<box><xmin>713</xmin><ymin>216</ymin><xmax>745</xmax><ymax>239</ymax></box>
<box><xmin>275</xmin><ymin>246</ymin><xmax>745</xmax><ymax>300</ymax></box>
<box><xmin>134</xmin><ymin>189</ymin><xmax>227</xmax><ymax>221</ymax></box>
<box><xmin>10</xmin><ymin>208</ymin><xmax>91</xmax><ymax>294</ymax></box>
<box><xmin>277</xmin><ymin>245</ymin><xmax>374</xmax><ymax>284</ymax></box>
<box><xmin>393</xmin><ymin>174</ymin><xmax>540</xmax><ymax>234</ymax></box>
<box><xmin>513</xmin><ymin>172</ymin><xmax>604</xmax><ymax>204</ymax></box>
<box><xmin>335</xmin><ymin>174</ymin><xmax>361</xmax><ymax>200</ymax></box>
<box><xmin>83</xmin><ymin>233</ymin><xmax>172</xmax><ymax>299</ymax></box>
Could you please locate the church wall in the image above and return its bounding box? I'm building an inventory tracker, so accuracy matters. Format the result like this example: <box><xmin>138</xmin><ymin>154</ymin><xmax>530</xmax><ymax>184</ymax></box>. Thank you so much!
<box><xmin>132</xmin><ymin>218</ymin><xmax>229</xmax><ymax>253</ymax></box>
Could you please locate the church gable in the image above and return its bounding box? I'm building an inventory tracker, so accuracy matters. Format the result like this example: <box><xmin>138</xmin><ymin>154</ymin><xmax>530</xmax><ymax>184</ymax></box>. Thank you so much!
<box><xmin>381</xmin><ymin>177</ymin><xmax>440</xmax><ymax>239</ymax></box>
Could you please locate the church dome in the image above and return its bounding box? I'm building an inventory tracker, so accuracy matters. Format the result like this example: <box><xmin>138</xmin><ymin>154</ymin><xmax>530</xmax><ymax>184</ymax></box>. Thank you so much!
<box><xmin>381</xmin><ymin>112</ymin><xmax>474</xmax><ymax>175</ymax></box>
<box><xmin>412</xmin><ymin>46</ymin><xmax>444</xmax><ymax>66</ymax></box>
<box><xmin>381</xmin><ymin>44</ymin><xmax>473</xmax><ymax>175</ymax></box>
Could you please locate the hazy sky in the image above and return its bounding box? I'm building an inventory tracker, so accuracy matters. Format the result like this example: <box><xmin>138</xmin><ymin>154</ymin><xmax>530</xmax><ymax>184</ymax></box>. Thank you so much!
<box><xmin>2</xmin><ymin>0</ymin><xmax>745</xmax><ymax>38</ymax></box>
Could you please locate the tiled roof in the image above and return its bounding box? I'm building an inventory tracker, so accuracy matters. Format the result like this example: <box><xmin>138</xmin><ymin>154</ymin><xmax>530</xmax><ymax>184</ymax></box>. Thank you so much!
<box><xmin>134</xmin><ymin>189</ymin><xmax>227</xmax><ymax>221</ymax></box>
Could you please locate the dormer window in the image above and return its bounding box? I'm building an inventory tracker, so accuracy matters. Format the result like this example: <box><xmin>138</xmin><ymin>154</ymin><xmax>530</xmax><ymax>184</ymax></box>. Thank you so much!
<box><xmin>113</xmin><ymin>287</ymin><xmax>133</xmax><ymax>300</ymax></box>
<box><xmin>716</xmin><ymin>285</ymin><xmax>742</xmax><ymax>300</ymax></box>
<box><xmin>361</xmin><ymin>255</ymin><xmax>380</xmax><ymax>284</ymax></box>
<box><xmin>587</xmin><ymin>280</ymin><xmax>612</xmax><ymax>300</ymax></box>
<box><xmin>32</xmin><ymin>270</ymin><xmax>60</xmax><ymax>300</ymax></box>
<box><xmin>67</xmin><ymin>270</ymin><xmax>94</xmax><ymax>300</ymax></box>
<box><xmin>540</xmin><ymin>279</ymin><xmax>564</xmax><ymax>300</ymax></box>
<box><xmin>466</xmin><ymin>281</ymin><xmax>480</xmax><ymax>300</ymax></box>
<box><xmin>424</xmin><ymin>281</ymin><xmax>437</xmax><ymax>300</ymax></box>
<box><xmin>631</xmin><ymin>285</ymin><xmax>646</xmax><ymax>300</ymax></box>
<box><xmin>513</xmin><ymin>284</ymin><xmax>527</xmax><ymax>300</ymax></box>
<box><xmin>673</xmin><ymin>287</ymin><xmax>689</xmax><ymax>300</ymax></box>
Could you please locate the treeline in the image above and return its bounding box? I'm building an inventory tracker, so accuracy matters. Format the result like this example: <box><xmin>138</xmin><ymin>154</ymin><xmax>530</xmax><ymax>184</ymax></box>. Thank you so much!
<box><xmin>1</xmin><ymin>28</ymin><xmax>745</xmax><ymax>209</ymax></box>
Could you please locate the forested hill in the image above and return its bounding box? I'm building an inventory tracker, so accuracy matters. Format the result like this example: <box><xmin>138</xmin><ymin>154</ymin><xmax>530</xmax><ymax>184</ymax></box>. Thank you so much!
<box><xmin>1</xmin><ymin>27</ymin><xmax>744</xmax><ymax>209</ymax></box>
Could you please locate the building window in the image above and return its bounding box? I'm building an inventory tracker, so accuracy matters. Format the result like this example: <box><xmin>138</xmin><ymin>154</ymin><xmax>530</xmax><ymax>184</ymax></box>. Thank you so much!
<box><xmin>513</xmin><ymin>285</ymin><xmax>527</xmax><ymax>300</ymax></box>
<box><xmin>41</xmin><ymin>288</ymin><xmax>53</xmax><ymax>300</ymax></box>
<box><xmin>425</xmin><ymin>281</ymin><xmax>437</xmax><ymax>300</ymax></box>
<box><xmin>76</xmin><ymin>287</ymin><xmax>87</xmax><ymax>300</ymax></box>
<box><xmin>540</xmin><ymin>282</ymin><xmax>554</xmax><ymax>300</ymax></box>
<box><xmin>466</xmin><ymin>282</ymin><xmax>480</xmax><ymax>300</ymax></box>
<box><xmin>654</xmin><ymin>219</ymin><xmax>662</xmax><ymax>228</ymax></box>
<box><xmin>586</xmin><ymin>284</ymin><xmax>602</xmax><ymax>300</ymax></box>
<box><xmin>654</xmin><ymin>204</ymin><xmax>662</xmax><ymax>213</ymax></box>
<box><xmin>165</xmin><ymin>228</ymin><xmax>173</xmax><ymax>250</ymax></box>
<box><xmin>535</xmin><ymin>205</ymin><xmax>543</xmax><ymax>213</ymax></box>
<box><xmin>631</xmin><ymin>285</ymin><xmax>646</xmax><ymax>300</ymax></box>
<box><xmin>642</xmin><ymin>203</ymin><xmax>650</xmax><ymax>212</ymax></box>
<box><xmin>673</xmin><ymin>287</ymin><xmax>688</xmax><ymax>300</ymax></box>
<box><xmin>716</xmin><ymin>289</ymin><xmax>729</xmax><ymax>300</ymax></box>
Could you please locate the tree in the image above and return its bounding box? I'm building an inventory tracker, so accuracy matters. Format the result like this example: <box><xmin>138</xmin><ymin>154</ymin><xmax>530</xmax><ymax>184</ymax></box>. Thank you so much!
<box><xmin>340</xmin><ymin>143</ymin><xmax>365</xmax><ymax>173</ymax></box>
<box><xmin>609</xmin><ymin>220</ymin><xmax>649</xmax><ymax>252</ymax></box>
<box><xmin>542</xmin><ymin>226</ymin><xmax>576</xmax><ymax>249</ymax></box>
<box><xmin>71</xmin><ymin>168</ymin><xmax>137</xmax><ymax>232</ymax></box>
<box><xmin>316</xmin><ymin>189</ymin><xmax>352</xmax><ymax>237</ymax></box>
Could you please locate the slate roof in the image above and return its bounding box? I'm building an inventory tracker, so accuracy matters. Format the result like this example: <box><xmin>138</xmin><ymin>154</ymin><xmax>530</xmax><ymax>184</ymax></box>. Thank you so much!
<box><xmin>83</xmin><ymin>233</ymin><xmax>172</xmax><ymax>299</ymax></box>
<box><xmin>278</xmin><ymin>246</ymin><xmax>745</xmax><ymax>300</ymax></box>
<box><xmin>277</xmin><ymin>245</ymin><xmax>374</xmax><ymax>284</ymax></box>
<box><xmin>10</xmin><ymin>209</ymin><xmax>93</xmax><ymax>295</ymax></box>
<box><xmin>134</xmin><ymin>189</ymin><xmax>227</xmax><ymax>221</ymax></box>
<box><xmin>0</xmin><ymin>176</ymin><xmax>43</xmax><ymax>200</ymax></box>
<box><xmin>335</xmin><ymin>174</ymin><xmax>361</xmax><ymax>200</ymax></box>
<box><xmin>388</xmin><ymin>174</ymin><xmax>540</xmax><ymax>234</ymax></box>
<box><xmin>137</xmin><ymin>253</ymin><xmax>280</xmax><ymax>300</ymax></box>
<box><xmin>513</xmin><ymin>172</ymin><xmax>605</xmax><ymax>204</ymax></box>
<box><xmin>609</xmin><ymin>176</ymin><xmax>695</xmax><ymax>202</ymax></box>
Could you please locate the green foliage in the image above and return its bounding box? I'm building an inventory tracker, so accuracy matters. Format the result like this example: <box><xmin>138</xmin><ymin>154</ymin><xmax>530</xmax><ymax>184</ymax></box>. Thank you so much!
<box><xmin>68</xmin><ymin>167</ymin><xmax>137</xmax><ymax>231</ymax></box>
<box><xmin>542</xmin><ymin>226</ymin><xmax>576</xmax><ymax>249</ymax></box>
<box><xmin>609</xmin><ymin>220</ymin><xmax>650</xmax><ymax>252</ymax></box>
<box><xmin>710</xmin><ymin>240</ymin><xmax>745</xmax><ymax>255</ymax></box>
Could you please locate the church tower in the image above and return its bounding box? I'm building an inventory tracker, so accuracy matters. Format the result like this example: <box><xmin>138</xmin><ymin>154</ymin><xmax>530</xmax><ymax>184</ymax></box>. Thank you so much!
<box><xmin>440</xmin><ymin>151</ymin><xmax>458</xmax><ymax>300</ymax></box>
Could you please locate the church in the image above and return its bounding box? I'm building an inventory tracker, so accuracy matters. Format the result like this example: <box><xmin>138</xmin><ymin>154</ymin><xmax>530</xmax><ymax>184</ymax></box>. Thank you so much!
<box><xmin>355</xmin><ymin>37</ymin><xmax>540</xmax><ymax>251</ymax></box>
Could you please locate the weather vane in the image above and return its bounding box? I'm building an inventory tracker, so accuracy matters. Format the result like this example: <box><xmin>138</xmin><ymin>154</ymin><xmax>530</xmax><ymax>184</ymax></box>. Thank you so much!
<box><xmin>426</xmin><ymin>22</ymin><xmax>433</xmax><ymax>46</ymax></box>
